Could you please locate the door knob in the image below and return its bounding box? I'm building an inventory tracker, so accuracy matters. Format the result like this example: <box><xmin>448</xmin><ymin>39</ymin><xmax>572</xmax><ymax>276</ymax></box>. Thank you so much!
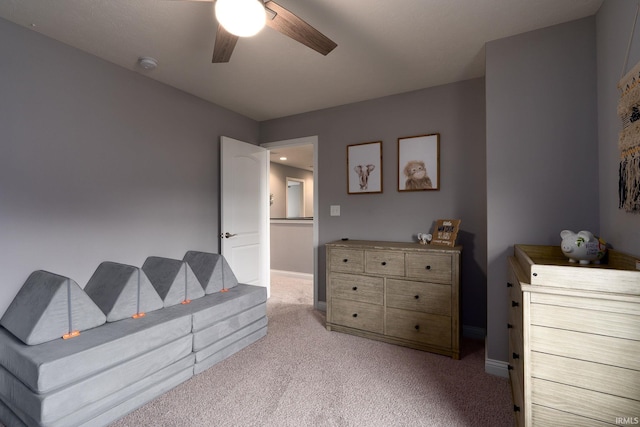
<box><xmin>220</xmin><ymin>232</ymin><xmax>238</xmax><ymax>239</ymax></box>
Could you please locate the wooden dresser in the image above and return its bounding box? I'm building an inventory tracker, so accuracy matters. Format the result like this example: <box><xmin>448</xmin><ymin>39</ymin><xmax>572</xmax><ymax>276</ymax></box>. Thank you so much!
<box><xmin>325</xmin><ymin>240</ymin><xmax>461</xmax><ymax>359</ymax></box>
<box><xmin>508</xmin><ymin>244</ymin><xmax>640</xmax><ymax>426</ymax></box>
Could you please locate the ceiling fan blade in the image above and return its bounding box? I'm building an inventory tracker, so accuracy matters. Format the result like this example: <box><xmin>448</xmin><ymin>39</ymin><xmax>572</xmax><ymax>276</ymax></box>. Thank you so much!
<box><xmin>264</xmin><ymin>1</ymin><xmax>337</xmax><ymax>56</ymax></box>
<box><xmin>212</xmin><ymin>24</ymin><xmax>239</xmax><ymax>63</ymax></box>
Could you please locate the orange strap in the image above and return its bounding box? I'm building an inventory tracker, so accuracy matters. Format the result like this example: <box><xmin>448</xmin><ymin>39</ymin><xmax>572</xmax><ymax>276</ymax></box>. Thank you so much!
<box><xmin>62</xmin><ymin>330</ymin><xmax>80</xmax><ymax>340</ymax></box>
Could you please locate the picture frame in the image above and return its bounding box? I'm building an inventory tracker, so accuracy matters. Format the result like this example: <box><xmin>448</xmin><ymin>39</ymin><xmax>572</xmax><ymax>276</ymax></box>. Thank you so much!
<box><xmin>430</xmin><ymin>219</ymin><xmax>461</xmax><ymax>247</ymax></box>
<box><xmin>347</xmin><ymin>141</ymin><xmax>383</xmax><ymax>194</ymax></box>
<box><xmin>397</xmin><ymin>133</ymin><xmax>440</xmax><ymax>191</ymax></box>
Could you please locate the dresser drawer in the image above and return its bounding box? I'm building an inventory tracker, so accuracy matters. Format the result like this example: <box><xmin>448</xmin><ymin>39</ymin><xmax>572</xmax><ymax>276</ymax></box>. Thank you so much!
<box><xmin>531</xmin><ymin>377</ymin><xmax>639</xmax><ymax>425</ymax></box>
<box><xmin>329</xmin><ymin>248</ymin><xmax>364</xmax><ymax>273</ymax></box>
<box><xmin>531</xmin><ymin>351</ymin><xmax>640</xmax><ymax>402</ymax></box>
<box><xmin>530</xmin><ymin>326</ymin><xmax>640</xmax><ymax>371</ymax></box>
<box><xmin>385</xmin><ymin>307</ymin><xmax>451</xmax><ymax>348</ymax></box>
<box><xmin>508</xmin><ymin>292</ymin><xmax>523</xmax><ymax>334</ymax></box>
<box><xmin>509</xmin><ymin>332</ymin><xmax>524</xmax><ymax>415</ymax></box>
<box><xmin>330</xmin><ymin>273</ymin><xmax>383</xmax><ymax>305</ymax></box>
<box><xmin>386</xmin><ymin>279</ymin><xmax>451</xmax><ymax>316</ymax></box>
<box><xmin>509</xmin><ymin>364</ymin><xmax>524</xmax><ymax>427</ymax></box>
<box><xmin>365</xmin><ymin>250</ymin><xmax>404</xmax><ymax>276</ymax></box>
<box><xmin>531</xmin><ymin>405</ymin><xmax>612</xmax><ymax>427</ymax></box>
<box><xmin>405</xmin><ymin>253</ymin><xmax>452</xmax><ymax>284</ymax></box>
<box><xmin>530</xmin><ymin>297</ymin><xmax>640</xmax><ymax>341</ymax></box>
<box><xmin>330</xmin><ymin>298</ymin><xmax>384</xmax><ymax>333</ymax></box>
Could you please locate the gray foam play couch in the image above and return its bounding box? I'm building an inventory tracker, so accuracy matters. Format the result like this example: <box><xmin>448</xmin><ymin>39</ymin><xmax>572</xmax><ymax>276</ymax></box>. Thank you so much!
<box><xmin>0</xmin><ymin>251</ymin><xmax>267</xmax><ymax>427</ymax></box>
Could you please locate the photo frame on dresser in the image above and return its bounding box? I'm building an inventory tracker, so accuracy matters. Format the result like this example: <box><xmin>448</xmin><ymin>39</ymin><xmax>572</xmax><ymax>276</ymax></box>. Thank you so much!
<box><xmin>347</xmin><ymin>141</ymin><xmax>382</xmax><ymax>194</ymax></box>
<box><xmin>398</xmin><ymin>133</ymin><xmax>440</xmax><ymax>191</ymax></box>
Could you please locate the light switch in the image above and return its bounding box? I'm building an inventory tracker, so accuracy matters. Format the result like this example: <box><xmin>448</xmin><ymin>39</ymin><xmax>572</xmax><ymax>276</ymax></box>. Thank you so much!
<box><xmin>330</xmin><ymin>205</ymin><xmax>340</xmax><ymax>216</ymax></box>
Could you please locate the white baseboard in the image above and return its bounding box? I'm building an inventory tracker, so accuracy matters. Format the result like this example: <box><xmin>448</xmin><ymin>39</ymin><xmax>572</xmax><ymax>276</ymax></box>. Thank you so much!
<box><xmin>485</xmin><ymin>358</ymin><xmax>509</xmax><ymax>378</ymax></box>
<box><xmin>270</xmin><ymin>269</ymin><xmax>313</xmax><ymax>280</ymax></box>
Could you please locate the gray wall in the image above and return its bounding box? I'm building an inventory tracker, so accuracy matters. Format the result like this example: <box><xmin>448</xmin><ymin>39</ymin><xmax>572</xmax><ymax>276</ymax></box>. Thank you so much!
<box><xmin>269</xmin><ymin>162</ymin><xmax>314</xmax><ymax>219</ymax></box>
<box><xmin>485</xmin><ymin>17</ymin><xmax>598</xmax><ymax>361</ymax></box>
<box><xmin>0</xmin><ymin>18</ymin><xmax>258</xmax><ymax>315</ymax></box>
<box><xmin>269</xmin><ymin>162</ymin><xmax>314</xmax><ymax>274</ymax></box>
<box><xmin>270</xmin><ymin>222</ymin><xmax>314</xmax><ymax>274</ymax></box>
<box><xmin>261</xmin><ymin>78</ymin><xmax>488</xmax><ymax>333</ymax></box>
<box><xmin>597</xmin><ymin>0</ymin><xmax>640</xmax><ymax>254</ymax></box>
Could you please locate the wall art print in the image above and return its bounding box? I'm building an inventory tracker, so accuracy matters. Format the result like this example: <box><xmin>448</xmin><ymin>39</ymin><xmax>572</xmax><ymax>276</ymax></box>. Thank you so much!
<box><xmin>347</xmin><ymin>141</ymin><xmax>382</xmax><ymax>194</ymax></box>
<box><xmin>398</xmin><ymin>133</ymin><xmax>440</xmax><ymax>191</ymax></box>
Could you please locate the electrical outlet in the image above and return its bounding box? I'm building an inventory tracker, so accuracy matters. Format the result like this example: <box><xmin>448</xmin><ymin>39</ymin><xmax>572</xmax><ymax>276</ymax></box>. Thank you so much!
<box><xmin>330</xmin><ymin>205</ymin><xmax>340</xmax><ymax>216</ymax></box>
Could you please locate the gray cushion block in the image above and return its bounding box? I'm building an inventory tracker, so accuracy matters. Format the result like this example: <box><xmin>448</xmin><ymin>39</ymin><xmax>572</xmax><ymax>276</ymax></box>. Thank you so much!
<box><xmin>1</xmin><ymin>355</ymin><xmax>194</xmax><ymax>427</ymax></box>
<box><xmin>0</xmin><ymin>271</ymin><xmax>106</xmax><ymax>345</ymax></box>
<box><xmin>142</xmin><ymin>257</ymin><xmax>205</xmax><ymax>307</ymax></box>
<box><xmin>193</xmin><ymin>302</ymin><xmax>267</xmax><ymax>351</ymax></box>
<box><xmin>77</xmin><ymin>363</ymin><xmax>193</xmax><ymax>427</ymax></box>
<box><xmin>187</xmin><ymin>284</ymin><xmax>267</xmax><ymax>332</ymax></box>
<box><xmin>194</xmin><ymin>324</ymin><xmax>267</xmax><ymax>375</ymax></box>
<box><xmin>194</xmin><ymin>317</ymin><xmax>267</xmax><ymax>363</ymax></box>
<box><xmin>183</xmin><ymin>251</ymin><xmax>238</xmax><ymax>294</ymax></box>
<box><xmin>84</xmin><ymin>262</ymin><xmax>163</xmax><ymax>322</ymax></box>
<box><xmin>0</xmin><ymin>306</ymin><xmax>192</xmax><ymax>394</ymax></box>
<box><xmin>0</xmin><ymin>398</ymin><xmax>26</xmax><ymax>427</ymax></box>
<box><xmin>0</xmin><ymin>335</ymin><xmax>193</xmax><ymax>424</ymax></box>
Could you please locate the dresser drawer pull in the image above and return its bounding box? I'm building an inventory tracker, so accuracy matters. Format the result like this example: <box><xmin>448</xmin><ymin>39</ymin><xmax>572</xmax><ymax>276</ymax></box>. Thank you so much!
<box><xmin>425</xmin><ymin>265</ymin><xmax>431</xmax><ymax>270</ymax></box>
<box><xmin>352</xmin><ymin>286</ymin><xmax>358</xmax><ymax>291</ymax></box>
<box><xmin>511</xmin><ymin>301</ymin><xmax>519</xmax><ymax>307</ymax></box>
<box><xmin>414</xmin><ymin>325</ymin><xmax>420</xmax><ymax>330</ymax></box>
<box><xmin>414</xmin><ymin>295</ymin><xmax>420</xmax><ymax>300</ymax></box>
<box><xmin>381</xmin><ymin>261</ymin><xmax>387</xmax><ymax>266</ymax></box>
<box><xmin>352</xmin><ymin>313</ymin><xmax>358</xmax><ymax>318</ymax></box>
<box><xmin>507</xmin><ymin>323</ymin><xmax>513</xmax><ymax>329</ymax></box>
<box><xmin>343</xmin><ymin>259</ymin><xmax>348</xmax><ymax>263</ymax></box>
<box><xmin>508</xmin><ymin>364</ymin><xmax>514</xmax><ymax>371</ymax></box>
<box><xmin>513</xmin><ymin>405</ymin><xmax>520</xmax><ymax>412</ymax></box>
<box><xmin>507</xmin><ymin>282</ymin><xmax>513</xmax><ymax>287</ymax></box>
<box><xmin>512</xmin><ymin>352</ymin><xmax>520</xmax><ymax>360</ymax></box>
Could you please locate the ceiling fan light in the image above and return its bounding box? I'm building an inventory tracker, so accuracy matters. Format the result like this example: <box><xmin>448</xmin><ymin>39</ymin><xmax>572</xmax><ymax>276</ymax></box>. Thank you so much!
<box><xmin>215</xmin><ymin>0</ymin><xmax>266</xmax><ymax>38</ymax></box>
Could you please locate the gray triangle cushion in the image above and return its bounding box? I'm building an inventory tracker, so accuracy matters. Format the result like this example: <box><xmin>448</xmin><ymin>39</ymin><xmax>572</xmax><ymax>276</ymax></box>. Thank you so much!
<box><xmin>84</xmin><ymin>262</ymin><xmax>163</xmax><ymax>322</ymax></box>
<box><xmin>142</xmin><ymin>257</ymin><xmax>205</xmax><ymax>307</ymax></box>
<box><xmin>0</xmin><ymin>271</ymin><xmax>106</xmax><ymax>345</ymax></box>
<box><xmin>183</xmin><ymin>251</ymin><xmax>238</xmax><ymax>294</ymax></box>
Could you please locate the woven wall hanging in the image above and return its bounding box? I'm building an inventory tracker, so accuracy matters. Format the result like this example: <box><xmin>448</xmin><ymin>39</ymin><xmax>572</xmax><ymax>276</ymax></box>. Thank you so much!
<box><xmin>618</xmin><ymin>3</ymin><xmax>640</xmax><ymax>213</ymax></box>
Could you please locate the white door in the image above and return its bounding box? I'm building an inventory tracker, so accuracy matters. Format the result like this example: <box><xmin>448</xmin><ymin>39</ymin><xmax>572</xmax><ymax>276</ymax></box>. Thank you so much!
<box><xmin>220</xmin><ymin>136</ymin><xmax>270</xmax><ymax>295</ymax></box>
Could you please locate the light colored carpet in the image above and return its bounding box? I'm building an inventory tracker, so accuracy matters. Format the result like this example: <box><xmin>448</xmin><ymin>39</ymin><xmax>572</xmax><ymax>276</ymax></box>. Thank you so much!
<box><xmin>111</xmin><ymin>272</ymin><xmax>514</xmax><ymax>427</ymax></box>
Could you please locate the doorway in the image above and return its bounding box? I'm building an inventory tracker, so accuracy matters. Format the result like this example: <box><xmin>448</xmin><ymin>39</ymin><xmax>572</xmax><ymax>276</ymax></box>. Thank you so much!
<box><xmin>261</xmin><ymin>136</ymin><xmax>319</xmax><ymax>310</ymax></box>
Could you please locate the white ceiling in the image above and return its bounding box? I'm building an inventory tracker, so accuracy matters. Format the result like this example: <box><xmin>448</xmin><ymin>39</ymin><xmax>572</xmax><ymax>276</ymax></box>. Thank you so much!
<box><xmin>269</xmin><ymin>144</ymin><xmax>314</xmax><ymax>171</ymax></box>
<box><xmin>0</xmin><ymin>0</ymin><xmax>602</xmax><ymax>122</ymax></box>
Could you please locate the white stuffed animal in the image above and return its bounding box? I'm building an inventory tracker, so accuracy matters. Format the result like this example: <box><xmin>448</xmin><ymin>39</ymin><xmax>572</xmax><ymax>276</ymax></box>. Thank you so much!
<box><xmin>417</xmin><ymin>233</ymin><xmax>432</xmax><ymax>245</ymax></box>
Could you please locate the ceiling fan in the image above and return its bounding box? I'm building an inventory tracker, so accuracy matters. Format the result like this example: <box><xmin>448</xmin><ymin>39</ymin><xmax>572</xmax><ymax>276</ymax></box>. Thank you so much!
<box><xmin>175</xmin><ymin>0</ymin><xmax>337</xmax><ymax>63</ymax></box>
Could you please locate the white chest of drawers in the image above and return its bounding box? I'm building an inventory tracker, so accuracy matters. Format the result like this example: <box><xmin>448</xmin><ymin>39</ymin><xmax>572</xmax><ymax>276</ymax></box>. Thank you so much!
<box><xmin>508</xmin><ymin>244</ymin><xmax>640</xmax><ymax>426</ymax></box>
<box><xmin>325</xmin><ymin>240</ymin><xmax>461</xmax><ymax>359</ymax></box>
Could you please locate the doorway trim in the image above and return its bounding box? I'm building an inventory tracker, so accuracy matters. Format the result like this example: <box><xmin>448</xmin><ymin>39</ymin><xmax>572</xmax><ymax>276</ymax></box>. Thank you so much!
<box><xmin>261</xmin><ymin>136</ymin><xmax>320</xmax><ymax>310</ymax></box>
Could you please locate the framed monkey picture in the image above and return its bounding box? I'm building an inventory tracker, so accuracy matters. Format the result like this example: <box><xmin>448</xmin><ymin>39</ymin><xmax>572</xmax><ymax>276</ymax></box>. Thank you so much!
<box><xmin>347</xmin><ymin>141</ymin><xmax>383</xmax><ymax>194</ymax></box>
<box><xmin>397</xmin><ymin>133</ymin><xmax>440</xmax><ymax>191</ymax></box>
